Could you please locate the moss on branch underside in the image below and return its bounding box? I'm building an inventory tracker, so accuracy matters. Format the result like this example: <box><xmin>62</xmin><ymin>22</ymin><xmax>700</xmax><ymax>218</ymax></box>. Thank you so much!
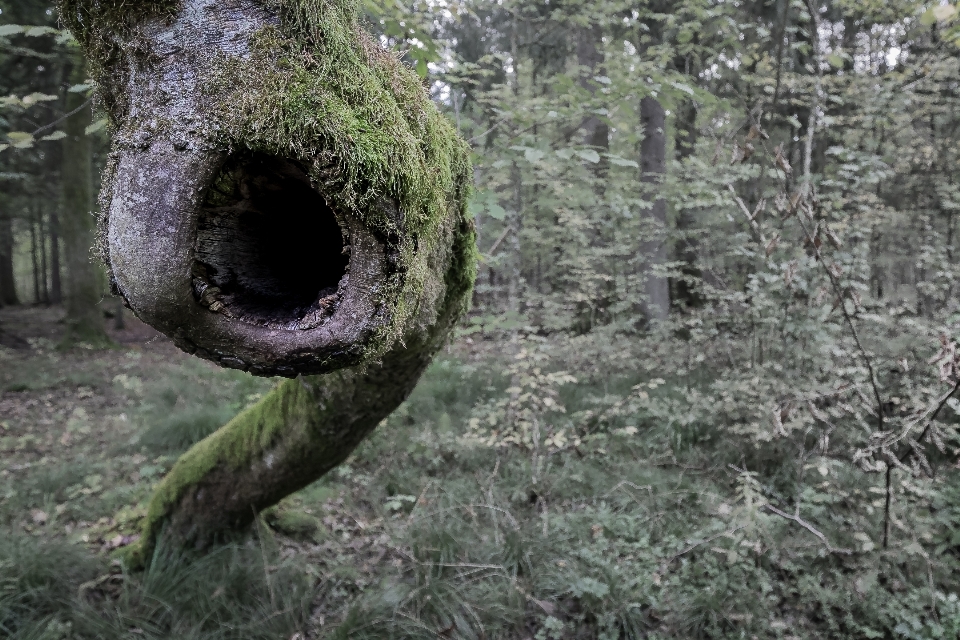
<box><xmin>58</xmin><ymin>0</ymin><xmax>477</xmax><ymax>562</ymax></box>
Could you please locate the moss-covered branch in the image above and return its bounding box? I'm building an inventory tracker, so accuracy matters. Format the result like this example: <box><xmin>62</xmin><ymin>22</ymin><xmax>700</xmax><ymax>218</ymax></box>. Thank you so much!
<box><xmin>58</xmin><ymin>0</ymin><xmax>476</xmax><ymax>561</ymax></box>
<box><xmin>133</xmin><ymin>215</ymin><xmax>474</xmax><ymax>562</ymax></box>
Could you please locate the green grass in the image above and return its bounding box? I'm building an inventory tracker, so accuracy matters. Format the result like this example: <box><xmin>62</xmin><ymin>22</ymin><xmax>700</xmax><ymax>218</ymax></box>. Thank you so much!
<box><xmin>132</xmin><ymin>361</ymin><xmax>274</xmax><ymax>455</ymax></box>
<box><xmin>2</xmin><ymin>351</ymin><xmax>960</xmax><ymax>638</ymax></box>
<box><xmin>0</xmin><ymin>530</ymin><xmax>314</xmax><ymax>640</ymax></box>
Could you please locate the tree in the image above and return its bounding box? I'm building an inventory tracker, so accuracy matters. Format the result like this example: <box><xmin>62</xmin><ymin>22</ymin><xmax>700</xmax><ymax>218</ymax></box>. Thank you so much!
<box><xmin>638</xmin><ymin>95</ymin><xmax>669</xmax><ymax>322</ymax></box>
<box><xmin>59</xmin><ymin>53</ymin><xmax>110</xmax><ymax>345</ymax></box>
<box><xmin>59</xmin><ymin>0</ymin><xmax>475</xmax><ymax>561</ymax></box>
<box><xmin>0</xmin><ymin>207</ymin><xmax>16</xmax><ymax>306</ymax></box>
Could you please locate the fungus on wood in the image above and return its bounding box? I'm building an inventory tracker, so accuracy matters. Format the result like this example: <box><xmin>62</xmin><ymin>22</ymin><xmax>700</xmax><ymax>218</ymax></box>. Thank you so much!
<box><xmin>59</xmin><ymin>0</ymin><xmax>476</xmax><ymax>563</ymax></box>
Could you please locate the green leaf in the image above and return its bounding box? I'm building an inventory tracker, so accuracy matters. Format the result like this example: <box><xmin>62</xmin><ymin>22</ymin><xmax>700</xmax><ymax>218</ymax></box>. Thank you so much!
<box><xmin>0</xmin><ymin>144</ymin><xmax>8</xmax><ymax>153</ymax></box>
<box><xmin>670</xmin><ymin>81</ymin><xmax>695</xmax><ymax>95</ymax></box>
<box><xmin>524</xmin><ymin>148</ymin><xmax>545</xmax><ymax>163</ymax></box>
<box><xmin>0</xmin><ymin>24</ymin><xmax>25</xmax><ymax>37</ymax></box>
<box><xmin>68</xmin><ymin>83</ymin><xmax>94</xmax><ymax>93</ymax></box>
<box><xmin>84</xmin><ymin>118</ymin><xmax>108</xmax><ymax>135</ymax></box>
<box><xmin>40</xmin><ymin>131</ymin><xmax>67</xmax><ymax>141</ymax></box>
<box><xmin>934</xmin><ymin>4</ymin><xmax>958</xmax><ymax>21</ymax></box>
<box><xmin>469</xmin><ymin>189</ymin><xmax>507</xmax><ymax>220</ymax></box>
<box><xmin>608</xmin><ymin>155</ymin><xmax>639</xmax><ymax>168</ymax></box>
<box><xmin>55</xmin><ymin>30</ymin><xmax>76</xmax><ymax>45</ymax></box>
<box><xmin>827</xmin><ymin>54</ymin><xmax>844</xmax><ymax>69</ymax></box>
<box><xmin>24</xmin><ymin>26</ymin><xmax>57</xmax><ymax>37</ymax></box>
<box><xmin>6</xmin><ymin>131</ymin><xmax>34</xmax><ymax>149</ymax></box>
<box><xmin>555</xmin><ymin>148</ymin><xmax>575</xmax><ymax>160</ymax></box>
<box><xmin>487</xmin><ymin>204</ymin><xmax>507</xmax><ymax>220</ymax></box>
<box><xmin>576</xmin><ymin>149</ymin><xmax>601</xmax><ymax>164</ymax></box>
<box><xmin>22</xmin><ymin>92</ymin><xmax>58</xmax><ymax>106</ymax></box>
<box><xmin>787</xmin><ymin>115</ymin><xmax>802</xmax><ymax>128</ymax></box>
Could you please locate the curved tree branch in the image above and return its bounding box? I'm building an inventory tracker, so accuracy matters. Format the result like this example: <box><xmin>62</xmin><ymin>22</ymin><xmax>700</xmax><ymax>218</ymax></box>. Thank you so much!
<box><xmin>60</xmin><ymin>0</ymin><xmax>476</xmax><ymax>561</ymax></box>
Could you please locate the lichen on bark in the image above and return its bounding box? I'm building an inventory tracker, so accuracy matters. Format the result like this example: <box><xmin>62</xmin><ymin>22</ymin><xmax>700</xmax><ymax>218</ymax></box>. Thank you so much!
<box><xmin>58</xmin><ymin>0</ymin><xmax>476</xmax><ymax>561</ymax></box>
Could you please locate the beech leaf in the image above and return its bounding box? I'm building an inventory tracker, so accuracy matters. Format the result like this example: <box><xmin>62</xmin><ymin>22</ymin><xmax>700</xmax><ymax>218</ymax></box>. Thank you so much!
<box><xmin>576</xmin><ymin>149</ymin><xmax>601</xmax><ymax>164</ymax></box>
<box><xmin>85</xmin><ymin>118</ymin><xmax>108</xmax><ymax>135</ymax></box>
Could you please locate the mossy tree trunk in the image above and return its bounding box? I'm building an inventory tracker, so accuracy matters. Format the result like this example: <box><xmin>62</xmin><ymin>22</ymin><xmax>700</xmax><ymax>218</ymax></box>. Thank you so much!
<box><xmin>61</xmin><ymin>55</ymin><xmax>110</xmax><ymax>346</ymax></box>
<box><xmin>59</xmin><ymin>0</ymin><xmax>476</xmax><ymax>562</ymax></box>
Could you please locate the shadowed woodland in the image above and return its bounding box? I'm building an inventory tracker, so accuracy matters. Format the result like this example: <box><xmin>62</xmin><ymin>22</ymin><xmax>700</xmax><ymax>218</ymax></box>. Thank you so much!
<box><xmin>4</xmin><ymin>0</ymin><xmax>960</xmax><ymax>638</ymax></box>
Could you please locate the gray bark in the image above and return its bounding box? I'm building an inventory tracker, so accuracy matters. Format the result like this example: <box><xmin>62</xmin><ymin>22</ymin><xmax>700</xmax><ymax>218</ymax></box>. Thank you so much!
<box><xmin>92</xmin><ymin>0</ymin><xmax>403</xmax><ymax>377</ymax></box>
<box><xmin>639</xmin><ymin>96</ymin><xmax>670</xmax><ymax>322</ymax></box>
<box><xmin>574</xmin><ymin>23</ymin><xmax>612</xmax><ymax>331</ymax></box>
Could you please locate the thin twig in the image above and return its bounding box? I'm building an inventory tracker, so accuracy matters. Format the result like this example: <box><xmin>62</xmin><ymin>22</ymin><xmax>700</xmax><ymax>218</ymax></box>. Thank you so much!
<box><xmin>31</xmin><ymin>97</ymin><xmax>92</xmax><ymax>136</ymax></box>
<box><xmin>762</xmin><ymin>503</ymin><xmax>853</xmax><ymax>555</ymax></box>
<box><xmin>895</xmin><ymin>377</ymin><xmax>960</xmax><ymax>463</ymax></box>
<box><xmin>883</xmin><ymin>464</ymin><xmax>893</xmax><ymax>548</ymax></box>
<box><xmin>659</xmin><ymin>525</ymin><xmax>747</xmax><ymax>573</ymax></box>
<box><xmin>727</xmin><ymin>183</ymin><xmax>766</xmax><ymax>245</ymax></box>
<box><xmin>483</xmin><ymin>226</ymin><xmax>512</xmax><ymax>258</ymax></box>
<box><xmin>795</xmin><ymin>213</ymin><xmax>883</xmax><ymax>430</ymax></box>
<box><xmin>603</xmin><ymin>480</ymin><xmax>653</xmax><ymax>499</ymax></box>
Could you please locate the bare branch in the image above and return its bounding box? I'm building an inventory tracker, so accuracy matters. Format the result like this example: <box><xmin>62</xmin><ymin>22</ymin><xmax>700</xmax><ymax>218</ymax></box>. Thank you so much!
<box><xmin>762</xmin><ymin>504</ymin><xmax>853</xmax><ymax>555</ymax></box>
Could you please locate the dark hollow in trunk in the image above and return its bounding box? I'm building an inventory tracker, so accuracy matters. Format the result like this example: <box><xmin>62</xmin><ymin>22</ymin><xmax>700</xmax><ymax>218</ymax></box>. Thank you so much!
<box><xmin>194</xmin><ymin>152</ymin><xmax>349</xmax><ymax>328</ymax></box>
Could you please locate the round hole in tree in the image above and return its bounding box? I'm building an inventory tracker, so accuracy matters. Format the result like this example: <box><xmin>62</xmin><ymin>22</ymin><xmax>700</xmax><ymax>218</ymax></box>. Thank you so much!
<box><xmin>194</xmin><ymin>151</ymin><xmax>349</xmax><ymax>327</ymax></box>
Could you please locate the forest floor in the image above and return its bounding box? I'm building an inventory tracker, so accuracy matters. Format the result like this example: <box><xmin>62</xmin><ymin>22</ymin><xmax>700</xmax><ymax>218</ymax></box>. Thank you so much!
<box><xmin>0</xmin><ymin>305</ymin><xmax>953</xmax><ymax>640</ymax></box>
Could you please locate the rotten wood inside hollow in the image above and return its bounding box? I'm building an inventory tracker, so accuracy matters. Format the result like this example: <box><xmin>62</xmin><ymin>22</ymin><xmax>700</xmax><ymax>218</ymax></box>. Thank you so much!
<box><xmin>193</xmin><ymin>152</ymin><xmax>349</xmax><ymax>329</ymax></box>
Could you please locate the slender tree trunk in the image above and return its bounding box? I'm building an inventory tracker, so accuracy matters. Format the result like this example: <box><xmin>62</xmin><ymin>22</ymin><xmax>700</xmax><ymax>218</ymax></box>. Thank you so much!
<box><xmin>49</xmin><ymin>208</ymin><xmax>62</xmax><ymax>304</ymax></box>
<box><xmin>507</xmin><ymin>14</ymin><xmax>523</xmax><ymax>317</ymax></box>
<box><xmin>574</xmin><ymin>22</ymin><xmax>611</xmax><ymax>331</ymax></box>
<box><xmin>30</xmin><ymin>211</ymin><xmax>41</xmax><ymax>304</ymax></box>
<box><xmin>0</xmin><ymin>209</ymin><xmax>17</xmax><ymax>306</ymax></box>
<box><xmin>577</xmin><ymin>23</ymin><xmax>610</xmax><ymax>183</ymax></box>
<box><xmin>61</xmin><ymin>55</ymin><xmax>110</xmax><ymax>346</ymax></box>
<box><xmin>672</xmin><ymin>100</ymin><xmax>703</xmax><ymax>309</ymax></box>
<box><xmin>39</xmin><ymin>205</ymin><xmax>50</xmax><ymax>304</ymax></box>
<box><xmin>639</xmin><ymin>96</ymin><xmax>670</xmax><ymax>322</ymax></box>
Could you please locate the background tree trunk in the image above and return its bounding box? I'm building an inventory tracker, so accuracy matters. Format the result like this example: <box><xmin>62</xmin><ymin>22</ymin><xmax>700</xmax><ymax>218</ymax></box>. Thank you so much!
<box><xmin>30</xmin><ymin>210</ymin><xmax>41</xmax><ymax>304</ymax></box>
<box><xmin>0</xmin><ymin>209</ymin><xmax>18</xmax><ymax>306</ymax></box>
<box><xmin>49</xmin><ymin>208</ymin><xmax>62</xmax><ymax>304</ymax></box>
<box><xmin>639</xmin><ymin>95</ymin><xmax>670</xmax><ymax>322</ymax></box>
<box><xmin>60</xmin><ymin>55</ymin><xmax>109</xmax><ymax>346</ymax></box>
<box><xmin>672</xmin><ymin>100</ymin><xmax>703</xmax><ymax>309</ymax></box>
<box><xmin>577</xmin><ymin>23</ymin><xmax>610</xmax><ymax>182</ymax></box>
